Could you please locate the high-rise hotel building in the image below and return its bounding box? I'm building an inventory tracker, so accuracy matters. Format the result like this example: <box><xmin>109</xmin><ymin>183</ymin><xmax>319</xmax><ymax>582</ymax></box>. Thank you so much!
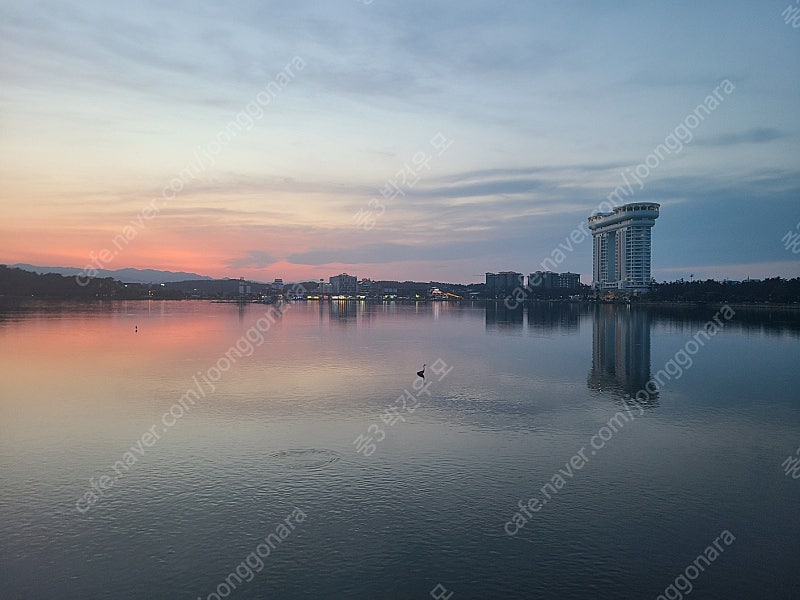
<box><xmin>588</xmin><ymin>202</ymin><xmax>659</xmax><ymax>293</ymax></box>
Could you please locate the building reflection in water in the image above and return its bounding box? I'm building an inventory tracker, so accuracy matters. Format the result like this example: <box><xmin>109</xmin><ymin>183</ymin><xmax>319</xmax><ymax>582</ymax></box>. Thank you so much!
<box><xmin>485</xmin><ymin>301</ymin><xmax>583</xmax><ymax>333</ymax></box>
<box><xmin>328</xmin><ymin>299</ymin><xmax>358</xmax><ymax>322</ymax></box>
<box><xmin>527</xmin><ymin>302</ymin><xmax>581</xmax><ymax>334</ymax></box>
<box><xmin>485</xmin><ymin>302</ymin><xmax>523</xmax><ymax>329</ymax></box>
<box><xmin>588</xmin><ymin>305</ymin><xmax>659</xmax><ymax>405</ymax></box>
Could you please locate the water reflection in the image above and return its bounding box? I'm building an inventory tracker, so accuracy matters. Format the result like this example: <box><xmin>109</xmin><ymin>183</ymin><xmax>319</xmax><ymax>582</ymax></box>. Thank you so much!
<box><xmin>647</xmin><ymin>305</ymin><xmax>800</xmax><ymax>338</ymax></box>
<box><xmin>527</xmin><ymin>302</ymin><xmax>582</xmax><ymax>334</ymax></box>
<box><xmin>485</xmin><ymin>302</ymin><xmax>523</xmax><ymax>329</ymax></box>
<box><xmin>484</xmin><ymin>302</ymin><xmax>584</xmax><ymax>333</ymax></box>
<box><xmin>588</xmin><ymin>305</ymin><xmax>658</xmax><ymax>404</ymax></box>
<box><xmin>1</xmin><ymin>299</ymin><xmax>799</xmax><ymax>599</ymax></box>
<box><xmin>328</xmin><ymin>299</ymin><xmax>358</xmax><ymax>322</ymax></box>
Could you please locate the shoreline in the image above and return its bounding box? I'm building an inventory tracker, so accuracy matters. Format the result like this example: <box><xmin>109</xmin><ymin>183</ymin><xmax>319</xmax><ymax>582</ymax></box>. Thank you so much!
<box><xmin>2</xmin><ymin>296</ymin><xmax>800</xmax><ymax>311</ymax></box>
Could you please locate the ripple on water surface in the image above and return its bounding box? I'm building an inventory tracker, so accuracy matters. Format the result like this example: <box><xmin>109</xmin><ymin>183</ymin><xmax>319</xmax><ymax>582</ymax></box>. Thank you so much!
<box><xmin>267</xmin><ymin>448</ymin><xmax>342</xmax><ymax>471</ymax></box>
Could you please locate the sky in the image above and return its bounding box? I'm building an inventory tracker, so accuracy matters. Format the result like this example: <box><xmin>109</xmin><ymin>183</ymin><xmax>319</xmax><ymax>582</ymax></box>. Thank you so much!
<box><xmin>1</xmin><ymin>0</ymin><xmax>798</xmax><ymax>284</ymax></box>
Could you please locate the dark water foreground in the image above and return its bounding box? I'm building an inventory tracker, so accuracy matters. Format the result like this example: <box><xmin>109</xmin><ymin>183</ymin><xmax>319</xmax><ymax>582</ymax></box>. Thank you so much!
<box><xmin>1</xmin><ymin>300</ymin><xmax>798</xmax><ymax>599</ymax></box>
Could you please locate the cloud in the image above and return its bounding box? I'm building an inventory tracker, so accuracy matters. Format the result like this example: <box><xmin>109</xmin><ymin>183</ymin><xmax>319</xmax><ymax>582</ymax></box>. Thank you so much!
<box><xmin>432</xmin><ymin>162</ymin><xmax>630</xmax><ymax>184</ymax></box>
<box><xmin>696</xmin><ymin>127</ymin><xmax>784</xmax><ymax>147</ymax></box>
<box><xmin>286</xmin><ymin>239</ymin><xmax>509</xmax><ymax>266</ymax></box>
<box><xmin>414</xmin><ymin>177</ymin><xmax>549</xmax><ymax>199</ymax></box>
<box><xmin>624</xmin><ymin>70</ymin><xmax>740</xmax><ymax>89</ymax></box>
<box><xmin>225</xmin><ymin>250</ymin><xmax>276</xmax><ymax>269</ymax></box>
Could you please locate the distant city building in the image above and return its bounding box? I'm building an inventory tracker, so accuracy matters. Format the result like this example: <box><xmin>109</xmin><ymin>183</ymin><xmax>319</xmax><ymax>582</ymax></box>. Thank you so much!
<box><xmin>528</xmin><ymin>271</ymin><xmax>581</xmax><ymax>290</ymax></box>
<box><xmin>329</xmin><ymin>273</ymin><xmax>357</xmax><ymax>295</ymax></box>
<box><xmin>366</xmin><ymin>280</ymin><xmax>428</xmax><ymax>299</ymax></box>
<box><xmin>370</xmin><ymin>280</ymin><xmax>399</xmax><ymax>297</ymax></box>
<box><xmin>529</xmin><ymin>271</ymin><xmax>558</xmax><ymax>289</ymax></box>
<box><xmin>396</xmin><ymin>281</ymin><xmax>430</xmax><ymax>299</ymax></box>
<box><xmin>588</xmin><ymin>202</ymin><xmax>659</xmax><ymax>293</ymax></box>
<box><xmin>486</xmin><ymin>271</ymin><xmax>524</xmax><ymax>296</ymax></box>
<box><xmin>557</xmin><ymin>272</ymin><xmax>580</xmax><ymax>289</ymax></box>
<box><xmin>358</xmin><ymin>278</ymin><xmax>372</xmax><ymax>294</ymax></box>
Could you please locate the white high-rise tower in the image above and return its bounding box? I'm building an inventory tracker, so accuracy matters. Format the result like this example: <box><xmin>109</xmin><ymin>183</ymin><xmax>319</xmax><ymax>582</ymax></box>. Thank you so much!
<box><xmin>588</xmin><ymin>203</ymin><xmax>659</xmax><ymax>293</ymax></box>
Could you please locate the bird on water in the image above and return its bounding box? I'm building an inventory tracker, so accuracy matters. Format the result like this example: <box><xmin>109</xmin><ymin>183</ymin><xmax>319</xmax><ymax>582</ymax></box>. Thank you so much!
<box><xmin>416</xmin><ymin>364</ymin><xmax>426</xmax><ymax>379</ymax></box>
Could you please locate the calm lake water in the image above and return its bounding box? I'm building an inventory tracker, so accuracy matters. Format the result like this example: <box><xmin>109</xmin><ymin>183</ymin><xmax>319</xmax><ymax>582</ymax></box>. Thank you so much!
<box><xmin>1</xmin><ymin>299</ymin><xmax>799</xmax><ymax>599</ymax></box>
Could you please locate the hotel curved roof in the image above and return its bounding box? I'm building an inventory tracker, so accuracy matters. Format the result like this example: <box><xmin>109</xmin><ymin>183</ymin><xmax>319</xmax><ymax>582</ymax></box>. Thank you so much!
<box><xmin>588</xmin><ymin>202</ymin><xmax>660</xmax><ymax>229</ymax></box>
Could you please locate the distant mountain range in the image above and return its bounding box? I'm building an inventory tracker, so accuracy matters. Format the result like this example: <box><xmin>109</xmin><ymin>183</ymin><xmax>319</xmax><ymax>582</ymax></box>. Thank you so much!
<box><xmin>10</xmin><ymin>264</ymin><xmax>214</xmax><ymax>284</ymax></box>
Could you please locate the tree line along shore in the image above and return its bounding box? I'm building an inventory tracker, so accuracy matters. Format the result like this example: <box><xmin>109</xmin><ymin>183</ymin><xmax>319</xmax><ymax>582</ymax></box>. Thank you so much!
<box><xmin>1</xmin><ymin>265</ymin><xmax>799</xmax><ymax>305</ymax></box>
